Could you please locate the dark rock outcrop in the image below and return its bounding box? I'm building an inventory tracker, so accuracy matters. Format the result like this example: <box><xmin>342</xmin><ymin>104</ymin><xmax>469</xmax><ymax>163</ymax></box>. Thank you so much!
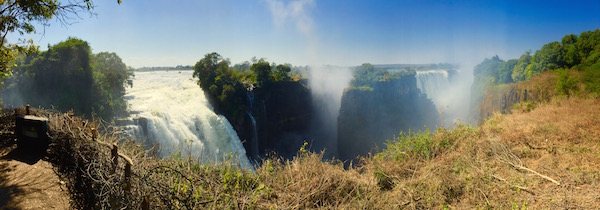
<box><xmin>337</xmin><ymin>74</ymin><xmax>439</xmax><ymax>162</ymax></box>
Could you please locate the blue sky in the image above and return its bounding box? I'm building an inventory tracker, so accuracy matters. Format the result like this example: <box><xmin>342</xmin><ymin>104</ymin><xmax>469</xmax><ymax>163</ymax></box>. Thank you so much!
<box><xmin>9</xmin><ymin>0</ymin><xmax>600</xmax><ymax>69</ymax></box>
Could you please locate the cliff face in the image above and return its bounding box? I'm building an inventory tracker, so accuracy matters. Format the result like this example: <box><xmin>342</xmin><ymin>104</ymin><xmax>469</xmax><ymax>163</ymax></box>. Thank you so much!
<box><xmin>337</xmin><ymin>75</ymin><xmax>439</xmax><ymax>161</ymax></box>
<box><xmin>235</xmin><ymin>80</ymin><xmax>313</xmax><ymax>160</ymax></box>
<box><xmin>478</xmin><ymin>71</ymin><xmax>557</xmax><ymax>122</ymax></box>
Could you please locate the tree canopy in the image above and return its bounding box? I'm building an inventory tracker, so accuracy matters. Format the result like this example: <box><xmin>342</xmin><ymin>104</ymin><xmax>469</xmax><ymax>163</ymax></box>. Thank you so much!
<box><xmin>0</xmin><ymin>0</ymin><xmax>122</xmax><ymax>90</ymax></box>
<box><xmin>471</xmin><ymin>29</ymin><xmax>600</xmax><ymax>120</ymax></box>
<box><xmin>1</xmin><ymin>37</ymin><xmax>130</xmax><ymax>119</ymax></box>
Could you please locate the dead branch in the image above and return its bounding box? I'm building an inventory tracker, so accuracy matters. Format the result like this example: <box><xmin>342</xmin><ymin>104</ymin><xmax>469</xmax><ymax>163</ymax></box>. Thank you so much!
<box><xmin>492</xmin><ymin>175</ymin><xmax>536</xmax><ymax>195</ymax></box>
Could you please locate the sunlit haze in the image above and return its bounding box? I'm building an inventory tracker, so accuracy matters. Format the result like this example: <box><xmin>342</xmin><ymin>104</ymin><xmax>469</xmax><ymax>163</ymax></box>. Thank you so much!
<box><xmin>8</xmin><ymin>0</ymin><xmax>600</xmax><ymax>68</ymax></box>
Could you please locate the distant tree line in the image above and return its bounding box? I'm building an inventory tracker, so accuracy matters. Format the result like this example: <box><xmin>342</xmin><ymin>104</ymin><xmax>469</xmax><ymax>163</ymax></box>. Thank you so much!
<box><xmin>350</xmin><ymin>63</ymin><xmax>417</xmax><ymax>89</ymax></box>
<box><xmin>136</xmin><ymin>65</ymin><xmax>193</xmax><ymax>71</ymax></box>
<box><xmin>1</xmin><ymin>37</ymin><xmax>132</xmax><ymax>120</ymax></box>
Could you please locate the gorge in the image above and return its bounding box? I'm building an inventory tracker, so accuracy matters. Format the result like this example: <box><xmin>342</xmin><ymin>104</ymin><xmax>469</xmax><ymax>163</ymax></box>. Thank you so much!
<box><xmin>117</xmin><ymin>64</ymin><xmax>463</xmax><ymax>166</ymax></box>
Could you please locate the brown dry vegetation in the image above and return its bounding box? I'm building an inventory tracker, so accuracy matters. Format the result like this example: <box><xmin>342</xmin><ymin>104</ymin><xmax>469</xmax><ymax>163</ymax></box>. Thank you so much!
<box><xmin>368</xmin><ymin>97</ymin><xmax>600</xmax><ymax>209</ymax></box>
<box><xmin>2</xmin><ymin>88</ymin><xmax>600</xmax><ymax>209</ymax></box>
<box><xmin>478</xmin><ymin>70</ymin><xmax>591</xmax><ymax>123</ymax></box>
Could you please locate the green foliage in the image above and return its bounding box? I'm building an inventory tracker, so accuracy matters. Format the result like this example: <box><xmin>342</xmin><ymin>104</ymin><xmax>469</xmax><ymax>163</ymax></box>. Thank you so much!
<box><xmin>192</xmin><ymin>52</ymin><xmax>298</xmax><ymax>123</ymax></box>
<box><xmin>512</xmin><ymin>51</ymin><xmax>532</xmax><ymax>82</ymax></box>
<box><xmin>91</xmin><ymin>52</ymin><xmax>129</xmax><ymax>118</ymax></box>
<box><xmin>251</xmin><ymin>60</ymin><xmax>273</xmax><ymax>86</ymax></box>
<box><xmin>0</xmin><ymin>0</ymin><xmax>121</xmax><ymax>89</ymax></box>
<box><xmin>376</xmin><ymin>125</ymin><xmax>476</xmax><ymax>162</ymax></box>
<box><xmin>582</xmin><ymin>63</ymin><xmax>600</xmax><ymax>95</ymax></box>
<box><xmin>350</xmin><ymin>63</ymin><xmax>416</xmax><ymax>88</ymax></box>
<box><xmin>498</xmin><ymin>59</ymin><xmax>517</xmax><ymax>84</ymax></box>
<box><xmin>512</xmin><ymin>100</ymin><xmax>536</xmax><ymax>113</ymax></box>
<box><xmin>473</xmin><ymin>29</ymin><xmax>600</xmax><ymax>120</ymax></box>
<box><xmin>193</xmin><ymin>52</ymin><xmax>224</xmax><ymax>91</ymax></box>
<box><xmin>193</xmin><ymin>52</ymin><xmax>250</xmax><ymax>120</ymax></box>
<box><xmin>555</xmin><ymin>69</ymin><xmax>579</xmax><ymax>96</ymax></box>
<box><xmin>0</xmin><ymin>38</ymin><xmax>130</xmax><ymax>120</ymax></box>
<box><xmin>274</xmin><ymin>64</ymin><xmax>291</xmax><ymax>81</ymax></box>
<box><xmin>526</xmin><ymin>42</ymin><xmax>564</xmax><ymax>78</ymax></box>
<box><xmin>474</xmin><ymin>55</ymin><xmax>503</xmax><ymax>81</ymax></box>
<box><xmin>378</xmin><ymin>129</ymin><xmax>436</xmax><ymax>161</ymax></box>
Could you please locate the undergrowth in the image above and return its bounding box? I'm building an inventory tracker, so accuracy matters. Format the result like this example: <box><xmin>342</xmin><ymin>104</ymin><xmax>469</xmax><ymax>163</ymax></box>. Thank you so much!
<box><xmin>5</xmin><ymin>92</ymin><xmax>600</xmax><ymax>209</ymax></box>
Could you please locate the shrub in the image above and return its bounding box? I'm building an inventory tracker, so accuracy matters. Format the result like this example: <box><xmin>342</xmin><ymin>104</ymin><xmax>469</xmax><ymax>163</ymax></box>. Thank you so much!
<box><xmin>554</xmin><ymin>69</ymin><xmax>579</xmax><ymax>96</ymax></box>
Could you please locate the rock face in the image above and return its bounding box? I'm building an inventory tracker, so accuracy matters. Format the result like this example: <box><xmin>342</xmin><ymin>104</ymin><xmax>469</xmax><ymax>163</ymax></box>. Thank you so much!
<box><xmin>238</xmin><ymin>80</ymin><xmax>313</xmax><ymax>160</ymax></box>
<box><xmin>337</xmin><ymin>74</ymin><xmax>439</xmax><ymax>161</ymax></box>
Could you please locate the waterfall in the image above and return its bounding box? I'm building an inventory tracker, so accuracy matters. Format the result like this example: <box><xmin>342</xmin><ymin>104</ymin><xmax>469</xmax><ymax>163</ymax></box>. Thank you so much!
<box><xmin>121</xmin><ymin>70</ymin><xmax>251</xmax><ymax>169</ymax></box>
<box><xmin>415</xmin><ymin>70</ymin><xmax>450</xmax><ymax>104</ymax></box>
<box><xmin>246</xmin><ymin>91</ymin><xmax>259</xmax><ymax>159</ymax></box>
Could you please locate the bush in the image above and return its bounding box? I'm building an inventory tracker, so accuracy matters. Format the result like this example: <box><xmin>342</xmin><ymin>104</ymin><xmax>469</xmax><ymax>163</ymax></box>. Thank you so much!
<box><xmin>582</xmin><ymin>64</ymin><xmax>600</xmax><ymax>95</ymax></box>
<box><xmin>554</xmin><ymin>69</ymin><xmax>579</xmax><ymax>96</ymax></box>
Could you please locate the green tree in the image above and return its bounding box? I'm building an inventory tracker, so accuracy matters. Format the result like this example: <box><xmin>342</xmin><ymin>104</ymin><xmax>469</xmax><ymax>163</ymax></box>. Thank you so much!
<box><xmin>473</xmin><ymin>55</ymin><xmax>503</xmax><ymax>83</ymax></box>
<box><xmin>577</xmin><ymin>29</ymin><xmax>600</xmax><ymax>66</ymax></box>
<box><xmin>193</xmin><ymin>52</ymin><xmax>224</xmax><ymax>91</ymax></box>
<box><xmin>511</xmin><ymin>51</ymin><xmax>532</xmax><ymax>82</ymax></box>
<box><xmin>561</xmin><ymin>34</ymin><xmax>579</xmax><ymax>68</ymax></box>
<box><xmin>0</xmin><ymin>0</ymin><xmax>122</xmax><ymax>87</ymax></box>
<box><xmin>275</xmin><ymin>64</ymin><xmax>291</xmax><ymax>81</ymax></box>
<box><xmin>497</xmin><ymin>59</ymin><xmax>516</xmax><ymax>84</ymax></box>
<box><xmin>251</xmin><ymin>60</ymin><xmax>272</xmax><ymax>86</ymax></box>
<box><xmin>91</xmin><ymin>52</ymin><xmax>129</xmax><ymax>118</ymax></box>
<box><xmin>29</xmin><ymin>37</ymin><xmax>94</xmax><ymax>115</ymax></box>
<box><xmin>526</xmin><ymin>42</ymin><xmax>564</xmax><ymax>79</ymax></box>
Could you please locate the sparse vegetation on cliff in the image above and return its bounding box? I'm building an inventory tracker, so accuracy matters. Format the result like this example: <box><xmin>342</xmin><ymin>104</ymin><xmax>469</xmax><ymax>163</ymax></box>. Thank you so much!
<box><xmin>192</xmin><ymin>52</ymin><xmax>313</xmax><ymax>160</ymax></box>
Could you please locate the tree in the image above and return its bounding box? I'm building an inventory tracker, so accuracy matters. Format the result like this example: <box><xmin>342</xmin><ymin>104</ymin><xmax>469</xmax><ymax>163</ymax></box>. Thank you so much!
<box><xmin>193</xmin><ymin>52</ymin><xmax>224</xmax><ymax>91</ymax></box>
<box><xmin>0</xmin><ymin>0</ymin><xmax>122</xmax><ymax>89</ymax></box>
<box><xmin>92</xmin><ymin>52</ymin><xmax>129</xmax><ymax>118</ymax></box>
<box><xmin>28</xmin><ymin>37</ymin><xmax>94</xmax><ymax>115</ymax></box>
<box><xmin>351</xmin><ymin>63</ymin><xmax>378</xmax><ymax>87</ymax></box>
<box><xmin>497</xmin><ymin>59</ymin><xmax>516</xmax><ymax>84</ymax></box>
<box><xmin>561</xmin><ymin>34</ymin><xmax>579</xmax><ymax>68</ymax></box>
<box><xmin>526</xmin><ymin>42</ymin><xmax>564</xmax><ymax>79</ymax></box>
<box><xmin>251</xmin><ymin>60</ymin><xmax>272</xmax><ymax>86</ymax></box>
<box><xmin>275</xmin><ymin>64</ymin><xmax>291</xmax><ymax>81</ymax></box>
<box><xmin>473</xmin><ymin>55</ymin><xmax>503</xmax><ymax>83</ymax></box>
<box><xmin>511</xmin><ymin>51</ymin><xmax>532</xmax><ymax>82</ymax></box>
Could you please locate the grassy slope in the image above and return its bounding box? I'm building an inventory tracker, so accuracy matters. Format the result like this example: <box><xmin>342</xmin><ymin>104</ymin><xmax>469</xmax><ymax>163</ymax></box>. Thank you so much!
<box><xmin>11</xmin><ymin>75</ymin><xmax>599</xmax><ymax>209</ymax></box>
<box><xmin>150</xmin><ymin>95</ymin><xmax>600</xmax><ymax>209</ymax></box>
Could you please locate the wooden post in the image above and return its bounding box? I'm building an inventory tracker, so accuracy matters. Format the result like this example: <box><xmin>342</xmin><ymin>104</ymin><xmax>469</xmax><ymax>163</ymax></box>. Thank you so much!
<box><xmin>91</xmin><ymin>127</ymin><xmax>97</xmax><ymax>141</ymax></box>
<box><xmin>141</xmin><ymin>195</ymin><xmax>150</xmax><ymax>210</ymax></box>
<box><xmin>124</xmin><ymin>162</ymin><xmax>132</xmax><ymax>192</ymax></box>
<box><xmin>111</xmin><ymin>143</ymin><xmax>118</xmax><ymax>173</ymax></box>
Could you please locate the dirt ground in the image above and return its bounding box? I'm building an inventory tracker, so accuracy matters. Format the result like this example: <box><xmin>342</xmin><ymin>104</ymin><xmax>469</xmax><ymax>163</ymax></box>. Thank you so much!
<box><xmin>0</xmin><ymin>115</ymin><xmax>69</xmax><ymax>210</ymax></box>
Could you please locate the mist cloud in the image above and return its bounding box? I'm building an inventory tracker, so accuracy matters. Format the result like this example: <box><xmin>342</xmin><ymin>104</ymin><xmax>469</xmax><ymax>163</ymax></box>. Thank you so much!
<box><xmin>265</xmin><ymin>0</ymin><xmax>315</xmax><ymax>36</ymax></box>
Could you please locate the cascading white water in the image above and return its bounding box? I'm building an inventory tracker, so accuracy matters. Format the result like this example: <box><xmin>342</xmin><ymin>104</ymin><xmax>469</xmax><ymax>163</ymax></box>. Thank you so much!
<box><xmin>415</xmin><ymin>70</ymin><xmax>450</xmax><ymax>103</ymax></box>
<box><xmin>122</xmin><ymin>70</ymin><xmax>251</xmax><ymax>169</ymax></box>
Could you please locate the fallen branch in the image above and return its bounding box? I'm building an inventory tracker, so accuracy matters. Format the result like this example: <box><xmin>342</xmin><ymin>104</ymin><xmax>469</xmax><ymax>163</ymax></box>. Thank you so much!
<box><xmin>492</xmin><ymin>175</ymin><xmax>536</xmax><ymax>195</ymax></box>
<box><xmin>508</xmin><ymin>162</ymin><xmax>560</xmax><ymax>186</ymax></box>
<box><xmin>525</xmin><ymin>142</ymin><xmax>546</xmax><ymax>150</ymax></box>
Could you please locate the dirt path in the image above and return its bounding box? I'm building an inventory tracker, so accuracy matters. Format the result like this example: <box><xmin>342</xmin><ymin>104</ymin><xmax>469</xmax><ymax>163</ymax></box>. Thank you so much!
<box><xmin>0</xmin><ymin>157</ymin><xmax>69</xmax><ymax>209</ymax></box>
<box><xmin>0</xmin><ymin>112</ymin><xmax>69</xmax><ymax>210</ymax></box>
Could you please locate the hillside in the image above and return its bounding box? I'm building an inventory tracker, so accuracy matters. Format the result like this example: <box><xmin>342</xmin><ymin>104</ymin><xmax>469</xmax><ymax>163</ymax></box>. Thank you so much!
<box><xmin>0</xmin><ymin>90</ymin><xmax>598</xmax><ymax>208</ymax></box>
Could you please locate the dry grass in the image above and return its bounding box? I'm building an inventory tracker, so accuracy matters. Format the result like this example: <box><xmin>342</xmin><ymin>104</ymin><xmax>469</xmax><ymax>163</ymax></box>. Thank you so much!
<box><xmin>5</xmin><ymin>93</ymin><xmax>600</xmax><ymax>209</ymax></box>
